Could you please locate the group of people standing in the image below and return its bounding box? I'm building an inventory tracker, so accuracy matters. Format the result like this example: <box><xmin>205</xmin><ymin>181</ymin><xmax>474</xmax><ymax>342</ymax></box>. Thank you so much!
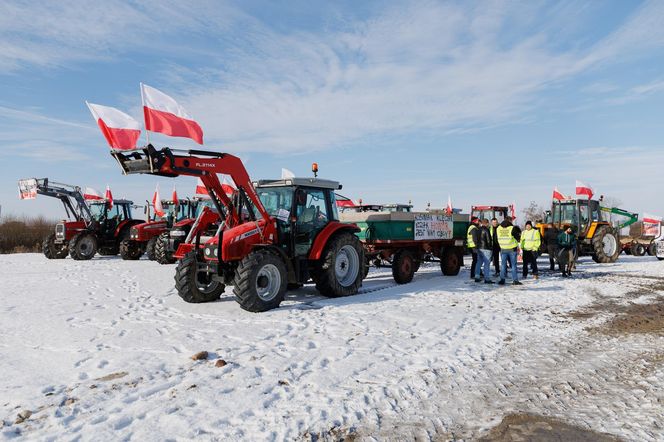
<box><xmin>466</xmin><ymin>217</ymin><xmax>578</xmax><ymax>284</ymax></box>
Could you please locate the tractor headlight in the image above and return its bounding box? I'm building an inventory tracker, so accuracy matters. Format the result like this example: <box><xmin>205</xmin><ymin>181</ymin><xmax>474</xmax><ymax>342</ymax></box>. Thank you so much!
<box><xmin>170</xmin><ymin>230</ymin><xmax>186</xmax><ymax>237</ymax></box>
<box><xmin>214</xmin><ymin>248</ymin><xmax>218</xmax><ymax>257</ymax></box>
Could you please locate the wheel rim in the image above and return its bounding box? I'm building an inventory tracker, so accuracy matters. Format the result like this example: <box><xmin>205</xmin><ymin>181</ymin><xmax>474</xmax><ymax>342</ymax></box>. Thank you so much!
<box><xmin>79</xmin><ymin>236</ymin><xmax>95</xmax><ymax>256</ymax></box>
<box><xmin>195</xmin><ymin>269</ymin><xmax>221</xmax><ymax>294</ymax></box>
<box><xmin>255</xmin><ymin>264</ymin><xmax>281</xmax><ymax>302</ymax></box>
<box><xmin>401</xmin><ymin>256</ymin><xmax>412</xmax><ymax>274</ymax></box>
<box><xmin>602</xmin><ymin>234</ymin><xmax>617</xmax><ymax>256</ymax></box>
<box><xmin>335</xmin><ymin>245</ymin><xmax>360</xmax><ymax>287</ymax></box>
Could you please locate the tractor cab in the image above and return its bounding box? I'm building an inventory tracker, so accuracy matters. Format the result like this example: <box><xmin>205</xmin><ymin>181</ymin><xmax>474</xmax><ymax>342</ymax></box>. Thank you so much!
<box><xmin>89</xmin><ymin>199</ymin><xmax>133</xmax><ymax>239</ymax></box>
<box><xmin>548</xmin><ymin>199</ymin><xmax>602</xmax><ymax>239</ymax></box>
<box><xmin>254</xmin><ymin>178</ymin><xmax>341</xmax><ymax>257</ymax></box>
<box><xmin>471</xmin><ymin>205</ymin><xmax>508</xmax><ymax>222</ymax></box>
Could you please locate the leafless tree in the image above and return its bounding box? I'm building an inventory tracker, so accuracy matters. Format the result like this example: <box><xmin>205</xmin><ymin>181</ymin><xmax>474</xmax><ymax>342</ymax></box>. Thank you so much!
<box><xmin>521</xmin><ymin>201</ymin><xmax>546</xmax><ymax>226</ymax></box>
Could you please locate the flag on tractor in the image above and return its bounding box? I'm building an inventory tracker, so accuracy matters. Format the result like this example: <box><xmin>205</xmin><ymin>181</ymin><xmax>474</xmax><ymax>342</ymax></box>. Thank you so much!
<box><xmin>445</xmin><ymin>195</ymin><xmax>453</xmax><ymax>215</ymax></box>
<box><xmin>335</xmin><ymin>194</ymin><xmax>355</xmax><ymax>208</ymax></box>
<box><xmin>575</xmin><ymin>180</ymin><xmax>594</xmax><ymax>199</ymax></box>
<box><xmin>141</xmin><ymin>84</ymin><xmax>203</xmax><ymax>144</ymax></box>
<box><xmin>84</xmin><ymin>187</ymin><xmax>103</xmax><ymax>201</ymax></box>
<box><xmin>153</xmin><ymin>186</ymin><xmax>165</xmax><ymax>217</ymax></box>
<box><xmin>172</xmin><ymin>186</ymin><xmax>179</xmax><ymax>206</ymax></box>
<box><xmin>105</xmin><ymin>185</ymin><xmax>113</xmax><ymax>209</ymax></box>
<box><xmin>509</xmin><ymin>202</ymin><xmax>516</xmax><ymax>220</ymax></box>
<box><xmin>86</xmin><ymin>102</ymin><xmax>141</xmax><ymax>150</ymax></box>
<box><xmin>281</xmin><ymin>168</ymin><xmax>295</xmax><ymax>179</ymax></box>
<box><xmin>553</xmin><ymin>187</ymin><xmax>566</xmax><ymax>200</ymax></box>
<box><xmin>195</xmin><ymin>178</ymin><xmax>209</xmax><ymax>197</ymax></box>
<box><xmin>221</xmin><ymin>175</ymin><xmax>236</xmax><ymax>196</ymax></box>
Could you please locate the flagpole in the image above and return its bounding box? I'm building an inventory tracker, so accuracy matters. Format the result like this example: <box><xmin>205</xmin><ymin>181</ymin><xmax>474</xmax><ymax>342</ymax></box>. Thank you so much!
<box><xmin>140</xmin><ymin>82</ymin><xmax>155</xmax><ymax>173</ymax></box>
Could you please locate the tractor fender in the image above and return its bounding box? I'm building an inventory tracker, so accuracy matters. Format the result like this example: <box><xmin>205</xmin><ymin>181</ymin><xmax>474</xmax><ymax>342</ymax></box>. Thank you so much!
<box><xmin>115</xmin><ymin>219</ymin><xmax>145</xmax><ymax>239</ymax></box>
<box><xmin>308</xmin><ymin>222</ymin><xmax>360</xmax><ymax>260</ymax></box>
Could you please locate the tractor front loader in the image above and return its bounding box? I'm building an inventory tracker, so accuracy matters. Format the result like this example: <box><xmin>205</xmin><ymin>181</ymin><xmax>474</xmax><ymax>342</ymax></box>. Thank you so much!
<box><xmin>111</xmin><ymin>145</ymin><xmax>364</xmax><ymax>312</ymax></box>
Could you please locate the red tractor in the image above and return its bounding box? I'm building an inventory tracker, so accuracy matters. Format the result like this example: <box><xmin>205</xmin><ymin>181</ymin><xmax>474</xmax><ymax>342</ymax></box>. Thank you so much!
<box><xmin>18</xmin><ymin>178</ymin><xmax>144</xmax><ymax>260</ymax></box>
<box><xmin>120</xmin><ymin>198</ymin><xmax>198</xmax><ymax>261</ymax></box>
<box><xmin>112</xmin><ymin>145</ymin><xmax>364</xmax><ymax>312</ymax></box>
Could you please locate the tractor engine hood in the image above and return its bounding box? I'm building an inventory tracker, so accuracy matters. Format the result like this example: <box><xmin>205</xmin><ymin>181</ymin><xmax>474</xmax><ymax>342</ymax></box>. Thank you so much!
<box><xmin>203</xmin><ymin>218</ymin><xmax>275</xmax><ymax>262</ymax></box>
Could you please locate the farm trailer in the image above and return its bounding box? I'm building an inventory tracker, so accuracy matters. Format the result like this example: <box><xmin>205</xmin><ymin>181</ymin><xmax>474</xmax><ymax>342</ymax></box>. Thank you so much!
<box><xmin>340</xmin><ymin>209</ymin><xmax>469</xmax><ymax>283</ymax></box>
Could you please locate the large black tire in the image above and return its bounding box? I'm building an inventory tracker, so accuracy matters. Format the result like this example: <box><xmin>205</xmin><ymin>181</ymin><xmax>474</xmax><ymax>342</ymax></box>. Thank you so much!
<box><xmin>175</xmin><ymin>251</ymin><xmax>225</xmax><ymax>303</ymax></box>
<box><xmin>591</xmin><ymin>226</ymin><xmax>620</xmax><ymax>263</ymax></box>
<box><xmin>233</xmin><ymin>249</ymin><xmax>287</xmax><ymax>312</ymax></box>
<box><xmin>631</xmin><ymin>242</ymin><xmax>646</xmax><ymax>257</ymax></box>
<box><xmin>98</xmin><ymin>246</ymin><xmax>119</xmax><ymax>256</ymax></box>
<box><xmin>69</xmin><ymin>232</ymin><xmax>98</xmax><ymax>260</ymax></box>
<box><xmin>392</xmin><ymin>249</ymin><xmax>416</xmax><ymax>284</ymax></box>
<box><xmin>155</xmin><ymin>232</ymin><xmax>176</xmax><ymax>264</ymax></box>
<box><xmin>145</xmin><ymin>237</ymin><xmax>158</xmax><ymax>261</ymax></box>
<box><xmin>119</xmin><ymin>239</ymin><xmax>144</xmax><ymax>260</ymax></box>
<box><xmin>647</xmin><ymin>242</ymin><xmax>657</xmax><ymax>257</ymax></box>
<box><xmin>624</xmin><ymin>247</ymin><xmax>632</xmax><ymax>255</ymax></box>
<box><xmin>42</xmin><ymin>234</ymin><xmax>68</xmax><ymax>259</ymax></box>
<box><xmin>440</xmin><ymin>247</ymin><xmax>461</xmax><ymax>276</ymax></box>
<box><xmin>313</xmin><ymin>232</ymin><xmax>364</xmax><ymax>298</ymax></box>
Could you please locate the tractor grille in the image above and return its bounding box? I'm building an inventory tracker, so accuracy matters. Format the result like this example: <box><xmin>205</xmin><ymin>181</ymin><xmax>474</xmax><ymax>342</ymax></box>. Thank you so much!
<box><xmin>55</xmin><ymin>223</ymin><xmax>65</xmax><ymax>240</ymax></box>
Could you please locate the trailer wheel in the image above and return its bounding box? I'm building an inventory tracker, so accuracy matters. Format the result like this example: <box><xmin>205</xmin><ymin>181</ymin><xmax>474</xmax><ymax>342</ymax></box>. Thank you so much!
<box><xmin>591</xmin><ymin>226</ymin><xmax>620</xmax><ymax>263</ymax></box>
<box><xmin>42</xmin><ymin>234</ymin><xmax>68</xmax><ymax>259</ymax></box>
<box><xmin>392</xmin><ymin>250</ymin><xmax>416</xmax><ymax>284</ymax></box>
<box><xmin>647</xmin><ymin>242</ymin><xmax>656</xmax><ymax>257</ymax></box>
<box><xmin>314</xmin><ymin>232</ymin><xmax>364</xmax><ymax>298</ymax></box>
<box><xmin>440</xmin><ymin>247</ymin><xmax>461</xmax><ymax>276</ymax></box>
<box><xmin>624</xmin><ymin>247</ymin><xmax>632</xmax><ymax>255</ymax></box>
<box><xmin>630</xmin><ymin>242</ymin><xmax>646</xmax><ymax>257</ymax></box>
<box><xmin>233</xmin><ymin>249</ymin><xmax>287</xmax><ymax>312</ymax></box>
<box><xmin>175</xmin><ymin>251</ymin><xmax>225</xmax><ymax>303</ymax></box>
<box><xmin>145</xmin><ymin>237</ymin><xmax>158</xmax><ymax>261</ymax></box>
<box><xmin>119</xmin><ymin>239</ymin><xmax>144</xmax><ymax>260</ymax></box>
<box><xmin>155</xmin><ymin>233</ymin><xmax>176</xmax><ymax>264</ymax></box>
<box><xmin>69</xmin><ymin>232</ymin><xmax>98</xmax><ymax>260</ymax></box>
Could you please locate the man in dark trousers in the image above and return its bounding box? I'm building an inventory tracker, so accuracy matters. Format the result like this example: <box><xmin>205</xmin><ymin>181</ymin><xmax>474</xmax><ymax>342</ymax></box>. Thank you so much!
<box><xmin>476</xmin><ymin>219</ymin><xmax>494</xmax><ymax>283</ymax></box>
<box><xmin>497</xmin><ymin>216</ymin><xmax>522</xmax><ymax>285</ymax></box>
<box><xmin>557</xmin><ymin>226</ymin><xmax>577</xmax><ymax>277</ymax></box>
<box><xmin>520</xmin><ymin>221</ymin><xmax>541</xmax><ymax>279</ymax></box>
<box><xmin>490</xmin><ymin>218</ymin><xmax>500</xmax><ymax>276</ymax></box>
<box><xmin>544</xmin><ymin>224</ymin><xmax>560</xmax><ymax>271</ymax></box>
<box><xmin>467</xmin><ymin>217</ymin><xmax>481</xmax><ymax>280</ymax></box>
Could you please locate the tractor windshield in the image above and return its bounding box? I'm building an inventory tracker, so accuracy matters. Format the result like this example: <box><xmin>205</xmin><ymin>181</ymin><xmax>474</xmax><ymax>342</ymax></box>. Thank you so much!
<box><xmin>89</xmin><ymin>202</ymin><xmax>108</xmax><ymax>221</ymax></box>
<box><xmin>552</xmin><ymin>202</ymin><xmax>577</xmax><ymax>225</ymax></box>
<box><xmin>194</xmin><ymin>199</ymin><xmax>216</xmax><ymax>217</ymax></box>
<box><xmin>257</xmin><ymin>187</ymin><xmax>293</xmax><ymax>219</ymax></box>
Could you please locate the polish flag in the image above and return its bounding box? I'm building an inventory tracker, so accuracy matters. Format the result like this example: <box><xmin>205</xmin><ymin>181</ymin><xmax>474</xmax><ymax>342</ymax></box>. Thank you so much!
<box><xmin>553</xmin><ymin>187</ymin><xmax>566</xmax><ymax>200</ymax></box>
<box><xmin>509</xmin><ymin>202</ymin><xmax>517</xmax><ymax>220</ymax></box>
<box><xmin>172</xmin><ymin>186</ymin><xmax>179</xmax><ymax>205</ymax></box>
<box><xmin>445</xmin><ymin>195</ymin><xmax>453</xmax><ymax>215</ymax></box>
<box><xmin>105</xmin><ymin>185</ymin><xmax>113</xmax><ymax>209</ymax></box>
<box><xmin>575</xmin><ymin>180</ymin><xmax>594</xmax><ymax>199</ymax></box>
<box><xmin>221</xmin><ymin>175</ymin><xmax>236</xmax><ymax>197</ymax></box>
<box><xmin>153</xmin><ymin>186</ymin><xmax>165</xmax><ymax>217</ymax></box>
<box><xmin>84</xmin><ymin>187</ymin><xmax>104</xmax><ymax>201</ymax></box>
<box><xmin>335</xmin><ymin>194</ymin><xmax>355</xmax><ymax>208</ymax></box>
<box><xmin>281</xmin><ymin>168</ymin><xmax>295</xmax><ymax>179</ymax></box>
<box><xmin>141</xmin><ymin>84</ymin><xmax>203</xmax><ymax>144</ymax></box>
<box><xmin>86</xmin><ymin>102</ymin><xmax>141</xmax><ymax>150</ymax></box>
<box><xmin>195</xmin><ymin>178</ymin><xmax>209</xmax><ymax>197</ymax></box>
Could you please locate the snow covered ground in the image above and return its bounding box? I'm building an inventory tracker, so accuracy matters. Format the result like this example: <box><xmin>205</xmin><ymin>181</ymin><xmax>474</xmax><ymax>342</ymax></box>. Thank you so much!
<box><xmin>1</xmin><ymin>253</ymin><xmax>663</xmax><ymax>441</ymax></box>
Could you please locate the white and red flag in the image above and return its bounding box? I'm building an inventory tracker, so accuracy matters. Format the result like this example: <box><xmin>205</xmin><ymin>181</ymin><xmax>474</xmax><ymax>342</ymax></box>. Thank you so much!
<box><xmin>172</xmin><ymin>186</ymin><xmax>179</xmax><ymax>205</ymax></box>
<box><xmin>105</xmin><ymin>185</ymin><xmax>113</xmax><ymax>209</ymax></box>
<box><xmin>84</xmin><ymin>187</ymin><xmax>104</xmax><ymax>201</ymax></box>
<box><xmin>153</xmin><ymin>185</ymin><xmax>165</xmax><ymax>217</ymax></box>
<box><xmin>86</xmin><ymin>102</ymin><xmax>141</xmax><ymax>150</ymax></box>
<box><xmin>221</xmin><ymin>175</ymin><xmax>236</xmax><ymax>197</ymax></box>
<box><xmin>141</xmin><ymin>84</ymin><xmax>203</xmax><ymax>144</ymax></box>
<box><xmin>553</xmin><ymin>187</ymin><xmax>566</xmax><ymax>200</ymax></box>
<box><xmin>335</xmin><ymin>194</ymin><xmax>355</xmax><ymax>208</ymax></box>
<box><xmin>445</xmin><ymin>195</ymin><xmax>453</xmax><ymax>215</ymax></box>
<box><xmin>509</xmin><ymin>202</ymin><xmax>517</xmax><ymax>220</ymax></box>
<box><xmin>195</xmin><ymin>178</ymin><xmax>209</xmax><ymax>197</ymax></box>
<box><xmin>281</xmin><ymin>168</ymin><xmax>295</xmax><ymax>179</ymax></box>
<box><xmin>575</xmin><ymin>180</ymin><xmax>594</xmax><ymax>199</ymax></box>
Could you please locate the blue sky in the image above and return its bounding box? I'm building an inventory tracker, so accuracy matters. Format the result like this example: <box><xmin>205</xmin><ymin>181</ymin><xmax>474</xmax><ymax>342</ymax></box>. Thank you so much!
<box><xmin>1</xmin><ymin>0</ymin><xmax>664</xmax><ymax>220</ymax></box>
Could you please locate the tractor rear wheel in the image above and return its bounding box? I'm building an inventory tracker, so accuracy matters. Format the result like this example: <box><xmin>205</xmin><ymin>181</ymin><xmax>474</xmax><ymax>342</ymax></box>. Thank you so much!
<box><xmin>155</xmin><ymin>233</ymin><xmax>176</xmax><ymax>264</ymax></box>
<box><xmin>314</xmin><ymin>232</ymin><xmax>363</xmax><ymax>298</ymax></box>
<box><xmin>119</xmin><ymin>239</ymin><xmax>144</xmax><ymax>260</ymax></box>
<box><xmin>69</xmin><ymin>232</ymin><xmax>98</xmax><ymax>260</ymax></box>
<box><xmin>145</xmin><ymin>237</ymin><xmax>158</xmax><ymax>261</ymax></box>
<box><xmin>631</xmin><ymin>242</ymin><xmax>646</xmax><ymax>257</ymax></box>
<box><xmin>647</xmin><ymin>242</ymin><xmax>656</xmax><ymax>257</ymax></box>
<box><xmin>440</xmin><ymin>247</ymin><xmax>461</xmax><ymax>276</ymax></box>
<box><xmin>233</xmin><ymin>249</ymin><xmax>287</xmax><ymax>312</ymax></box>
<box><xmin>392</xmin><ymin>249</ymin><xmax>415</xmax><ymax>284</ymax></box>
<box><xmin>591</xmin><ymin>226</ymin><xmax>620</xmax><ymax>263</ymax></box>
<box><xmin>43</xmin><ymin>234</ymin><xmax>68</xmax><ymax>259</ymax></box>
<box><xmin>175</xmin><ymin>251</ymin><xmax>225</xmax><ymax>303</ymax></box>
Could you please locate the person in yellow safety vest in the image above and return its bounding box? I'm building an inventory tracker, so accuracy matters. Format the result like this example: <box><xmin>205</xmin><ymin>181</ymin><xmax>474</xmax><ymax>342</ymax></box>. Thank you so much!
<box><xmin>496</xmin><ymin>216</ymin><xmax>522</xmax><ymax>286</ymax></box>
<box><xmin>466</xmin><ymin>217</ymin><xmax>481</xmax><ymax>280</ymax></box>
<box><xmin>520</xmin><ymin>221</ymin><xmax>541</xmax><ymax>280</ymax></box>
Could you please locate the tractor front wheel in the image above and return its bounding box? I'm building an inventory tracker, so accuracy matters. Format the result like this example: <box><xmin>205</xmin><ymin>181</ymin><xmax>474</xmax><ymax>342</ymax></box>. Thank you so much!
<box><xmin>119</xmin><ymin>239</ymin><xmax>144</xmax><ymax>260</ymax></box>
<box><xmin>591</xmin><ymin>226</ymin><xmax>620</xmax><ymax>263</ymax></box>
<box><xmin>175</xmin><ymin>251</ymin><xmax>225</xmax><ymax>303</ymax></box>
<box><xmin>233</xmin><ymin>249</ymin><xmax>287</xmax><ymax>312</ymax></box>
<box><xmin>392</xmin><ymin>249</ymin><xmax>415</xmax><ymax>284</ymax></box>
<box><xmin>314</xmin><ymin>232</ymin><xmax>364</xmax><ymax>298</ymax></box>
<box><xmin>43</xmin><ymin>234</ymin><xmax>68</xmax><ymax>259</ymax></box>
<box><xmin>155</xmin><ymin>233</ymin><xmax>176</xmax><ymax>264</ymax></box>
<box><xmin>145</xmin><ymin>237</ymin><xmax>158</xmax><ymax>261</ymax></box>
<box><xmin>69</xmin><ymin>232</ymin><xmax>98</xmax><ymax>260</ymax></box>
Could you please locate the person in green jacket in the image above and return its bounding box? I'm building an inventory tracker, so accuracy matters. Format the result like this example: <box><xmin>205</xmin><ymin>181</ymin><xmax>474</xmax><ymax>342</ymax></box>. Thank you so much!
<box><xmin>520</xmin><ymin>221</ymin><xmax>541</xmax><ymax>279</ymax></box>
<box><xmin>557</xmin><ymin>227</ymin><xmax>577</xmax><ymax>277</ymax></box>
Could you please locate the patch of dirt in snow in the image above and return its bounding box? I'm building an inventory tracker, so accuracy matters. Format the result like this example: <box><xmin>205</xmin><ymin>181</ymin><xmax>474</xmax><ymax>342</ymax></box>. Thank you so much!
<box><xmin>478</xmin><ymin>413</ymin><xmax>620</xmax><ymax>442</ymax></box>
<box><xmin>600</xmin><ymin>297</ymin><xmax>664</xmax><ymax>335</ymax></box>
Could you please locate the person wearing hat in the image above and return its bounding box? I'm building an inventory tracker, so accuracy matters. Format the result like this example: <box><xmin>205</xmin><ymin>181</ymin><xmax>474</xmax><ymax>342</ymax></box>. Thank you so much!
<box><xmin>497</xmin><ymin>216</ymin><xmax>522</xmax><ymax>285</ymax></box>
<box><xmin>466</xmin><ymin>217</ymin><xmax>481</xmax><ymax>280</ymax></box>
<box><xmin>520</xmin><ymin>221</ymin><xmax>541</xmax><ymax>280</ymax></box>
<box><xmin>476</xmin><ymin>218</ymin><xmax>494</xmax><ymax>283</ymax></box>
<box><xmin>557</xmin><ymin>226</ymin><xmax>577</xmax><ymax>277</ymax></box>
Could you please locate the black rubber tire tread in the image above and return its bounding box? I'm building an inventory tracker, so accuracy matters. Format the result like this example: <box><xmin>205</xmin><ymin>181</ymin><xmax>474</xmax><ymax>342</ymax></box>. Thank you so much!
<box><xmin>362</xmin><ymin>257</ymin><xmax>370</xmax><ymax>280</ymax></box>
<box><xmin>119</xmin><ymin>239</ymin><xmax>144</xmax><ymax>260</ymax></box>
<box><xmin>633</xmin><ymin>243</ymin><xmax>646</xmax><ymax>257</ymax></box>
<box><xmin>145</xmin><ymin>236</ymin><xmax>158</xmax><ymax>261</ymax></box>
<box><xmin>440</xmin><ymin>247</ymin><xmax>461</xmax><ymax>276</ymax></box>
<box><xmin>647</xmin><ymin>242</ymin><xmax>656</xmax><ymax>257</ymax></box>
<box><xmin>392</xmin><ymin>249</ymin><xmax>415</xmax><ymax>284</ymax></box>
<box><xmin>313</xmin><ymin>232</ymin><xmax>364</xmax><ymax>298</ymax></box>
<box><xmin>155</xmin><ymin>232</ymin><xmax>176</xmax><ymax>264</ymax></box>
<box><xmin>69</xmin><ymin>232</ymin><xmax>98</xmax><ymax>260</ymax></box>
<box><xmin>591</xmin><ymin>226</ymin><xmax>621</xmax><ymax>263</ymax></box>
<box><xmin>175</xmin><ymin>251</ymin><xmax>225</xmax><ymax>303</ymax></box>
<box><xmin>43</xmin><ymin>233</ymin><xmax>68</xmax><ymax>259</ymax></box>
<box><xmin>233</xmin><ymin>249</ymin><xmax>287</xmax><ymax>312</ymax></box>
<box><xmin>624</xmin><ymin>247</ymin><xmax>632</xmax><ymax>255</ymax></box>
<box><xmin>98</xmin><ymin>246</ymin><xmax>119</xmax><ymax>256</ymax></box>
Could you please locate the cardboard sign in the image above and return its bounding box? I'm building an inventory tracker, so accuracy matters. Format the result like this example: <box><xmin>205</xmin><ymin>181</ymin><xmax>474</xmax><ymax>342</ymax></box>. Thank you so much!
<box><xmin>643</xmin><ymin>222</ymin><xmax>661</xmax><ymax>237</ymax></box>
<box><xmin>414</xmin><ymin>214</ymin><xmax>453</xmax><ymax>240</ymax></box>
<box><xmin>18</xmin><ymin>179</ymin><xmax>38</xmax><ymax>200</ymax></box>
